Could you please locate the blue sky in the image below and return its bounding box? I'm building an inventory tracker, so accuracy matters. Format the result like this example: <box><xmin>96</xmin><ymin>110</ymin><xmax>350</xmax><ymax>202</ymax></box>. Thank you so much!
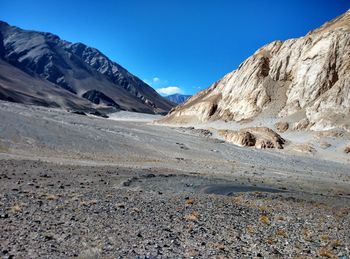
<box><xmin>1</xmin><ymin>0</ymin><xmax>349</xmax><ymax>95</ymax></box>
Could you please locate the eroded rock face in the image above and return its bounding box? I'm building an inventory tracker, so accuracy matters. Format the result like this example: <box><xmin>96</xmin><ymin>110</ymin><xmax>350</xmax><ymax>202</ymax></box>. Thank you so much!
<box><xmin>163</xmin><ymin>10</ymin><xmax>350</xmax><ymax>131</ymax></box>
<box><xmin>218</xmin><ymin>127</ymin><xmax>285</xmax><ymax>149</ymax></box>
<box><xmin>292</xmin><ymin>118</ymin><xmax>310</xmax><ymax>131</ymax></box>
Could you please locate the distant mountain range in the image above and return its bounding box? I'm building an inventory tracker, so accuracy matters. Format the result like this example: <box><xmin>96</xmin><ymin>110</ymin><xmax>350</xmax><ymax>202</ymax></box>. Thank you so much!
<box><xmin>165</xmin><ymin>94</ymin><xmax>191</xmax><ymax>104</ymax></box>
<box><xmin>0</xmin><ymin>21</ymin><xmax>174</xmax><ymax>115</ymax></box>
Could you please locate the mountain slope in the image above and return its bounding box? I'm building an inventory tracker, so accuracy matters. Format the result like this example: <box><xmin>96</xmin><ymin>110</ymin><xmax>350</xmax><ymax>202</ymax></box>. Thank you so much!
<box><xmin>162</xmin><ymin>10</ymin><xmax>350</xmax><ymax>131</ymax></box>
<box><xmin>0</xmin><ymin>21</ymin><xmax>174</xmax><ymax>114</ymax></box>
<box><xmin>165</xmin><ymin>94</ymin><xmax>191</xmax><ymax>104</ymax></box>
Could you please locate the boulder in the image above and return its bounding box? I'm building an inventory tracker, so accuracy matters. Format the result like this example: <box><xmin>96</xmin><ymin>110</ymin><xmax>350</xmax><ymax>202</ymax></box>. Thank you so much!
<box><xmin>275</xmin><ymin>122</ymin><xmax>289</xmax><ymax>133</ymax></box>
<box><xmin>218</xmin><ymin>127</ymin><xmax>285</xmax><ymax>149</ymax></box>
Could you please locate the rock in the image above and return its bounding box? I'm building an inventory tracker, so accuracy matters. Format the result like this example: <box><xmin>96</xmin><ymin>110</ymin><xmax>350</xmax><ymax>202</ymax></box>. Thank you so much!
<box><xmin>89</xmin><ymin>110</ymin><xmax>109</xmax><ymax>118</ymax></box>
<box><xmin>219</xmin><ymin>127</ymin><xmax>285</xmax><ymax>149</ymax></box>
<box><xmin>78</xmin><ymin>247</ymin><xmax>101</xmax><ymax>259</ymax></box>
<box><xmin>292</xmin><ymin>118</ymin><xmax>310</xmax><ymax>131</ymax></box>
<box><xmin>275</xmin><ymin>122</ymin><xmax>289</xmax><ymax>133</ymax></box>
<box><xmin>255</xmin><ymin>139</ymin><xmax>275</xmax><ymax>149</ymax></box>
<box><xmin>143</xmin><ymin>173</ymin><xmax>156</xmax><ymax>178</ymax></box>
<box><xmin>82</xmin><ymin>90</ymin><xmax>120</xmax><ymax>108</ymax></box>
<box><xmin>320</xmin><ymin>142</ymin><xmax>331</xmax><ymax>149</ymax></box>
<box><xmin>0</xmin><ymin>213</ymin><xmax>8</xmax><ymax>219</ymax></box>
<box><xmin>161</xmin><ymin>10</ymin><xmax>350</xmax><ymax>132</ymax></box>
<box><xmin>115</xmin><ymin>203</ymin><xmax>125</xmax><ymax>209</ymax></box>
<box><xmin>70</xmin><ymin>110</ymin><xmax>87</xmax><ymax>116</ymax></box>
<box><xmin>218</xmin><ymin>130</ymin><xmax>256</xmax><ymax>147</ymax></box>
<box><xmin>344</xmin><ymin>146</ymin><xmax>350</xmax><ymax>154</ymax></box>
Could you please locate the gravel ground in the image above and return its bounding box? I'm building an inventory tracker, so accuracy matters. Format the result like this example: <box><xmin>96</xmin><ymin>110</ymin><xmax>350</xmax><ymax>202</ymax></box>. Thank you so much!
<box><xmin>0</xmin><ymin>101</ymin><xmax>350</xmax><ymax>198</ymax></box>
<box><xmin>0</xmin><ymin>159</ymin><xmax>349</xmax><ymax>258</ymax></box>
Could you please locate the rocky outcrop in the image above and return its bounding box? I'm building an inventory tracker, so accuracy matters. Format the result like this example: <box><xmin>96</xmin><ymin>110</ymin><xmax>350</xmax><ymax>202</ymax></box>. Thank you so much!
<box><xmin>82</xmin><ymin>90</ymin><xmax>120</xmax><ymax>108</ymax></box>
<box><xmin>0</xmin><ymin>21</ymin><xmax>174</xmax><ymax>114</ymax></box>
<box><xmin>162</xmin><ymin>10</ymin><xmax>350</xmax><ymax>131</ymax></box>
<box><xmin>218</xmin><ymin>127</ymin><xmax>285</xmax><ymax>149</ymax></box>
<box><xmin>292</xmin><ymin>118</ymin><xmax>310</xmax><ymax>131</ymax></box>
<box><xmin>219</xmin><ymin>130</ymin><xmax>256</xmax><ymax>147</ymax></box>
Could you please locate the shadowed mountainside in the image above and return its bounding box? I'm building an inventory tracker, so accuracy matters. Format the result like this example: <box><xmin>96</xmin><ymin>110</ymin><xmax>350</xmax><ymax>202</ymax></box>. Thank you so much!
<box><xmin>0</xmin><ymin>21</ymin><xmax>174</xmax><ymax>114</ymax></box>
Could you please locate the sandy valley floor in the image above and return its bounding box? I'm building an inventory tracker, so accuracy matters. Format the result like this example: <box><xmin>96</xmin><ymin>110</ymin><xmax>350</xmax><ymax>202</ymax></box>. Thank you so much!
<box><xmin>0</xmin><ymin>101</ymin><xmax>350</xmax><ymax>258</ymax></box>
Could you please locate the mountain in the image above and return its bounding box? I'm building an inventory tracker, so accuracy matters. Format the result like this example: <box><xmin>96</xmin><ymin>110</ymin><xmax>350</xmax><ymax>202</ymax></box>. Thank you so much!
<box><xmin>0</xmin><ymin>21</ymin><xmax>174</xmax><ymax>114</ymax></box>
<box><xmin>165</xmin><ymin>94</ymin><xmax>191</xmax><ymax>104</ymax></box>
<box><xmin>162</xmin><ymin>10</ymin><xmax>350</xmax><ymax>131</ymax></box>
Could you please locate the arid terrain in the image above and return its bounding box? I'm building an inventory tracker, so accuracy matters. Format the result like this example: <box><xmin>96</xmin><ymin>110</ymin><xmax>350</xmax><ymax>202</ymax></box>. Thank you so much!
<box><xmin>0</xmin><ymin>10</ymin><xmax>350</xmax><ymax>259</ymax></box>
<box><xmin>1</xmin><ymin>4</ymin><xmax>350</xmax><ymax>259</ymax></box>
<box><xmin>0</xmin><ymin>101</ymin><xmax>350</xmax><ymax>258</ymax></box>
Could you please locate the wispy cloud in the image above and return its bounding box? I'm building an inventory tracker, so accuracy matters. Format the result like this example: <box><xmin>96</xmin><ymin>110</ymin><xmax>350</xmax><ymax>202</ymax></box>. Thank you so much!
<box><xmin>153</xmin><ymin>77</ymin><xmax>160</xmax><ymax>83</ymax></box>
<box><xmin>143</xmin><ymin>76</ymin><xmax>168</xmax><ymax>87</ymax></box>
<box><xmin>156</xmin><ymin>86</ymin><xmax>182</xmax><ymax>95</ymax></box>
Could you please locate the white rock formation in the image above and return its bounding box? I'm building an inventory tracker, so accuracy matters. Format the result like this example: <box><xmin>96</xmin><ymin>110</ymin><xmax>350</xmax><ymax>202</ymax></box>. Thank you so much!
<box><xmin>162</xmin><ymin>10</ymin><xmax>350</xmax><ymax>131</ymax></box>
<box><xmin>218</xmin><ymin>127</ymin><xmax>285</xmax><ymax>149</ymax></box>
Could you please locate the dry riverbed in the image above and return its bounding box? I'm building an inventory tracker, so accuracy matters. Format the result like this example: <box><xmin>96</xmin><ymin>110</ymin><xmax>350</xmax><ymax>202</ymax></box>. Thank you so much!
<box><xmin>0</xmin><ymin>102</ymin><xmax>350</xmax><ymax>258</ymax></box>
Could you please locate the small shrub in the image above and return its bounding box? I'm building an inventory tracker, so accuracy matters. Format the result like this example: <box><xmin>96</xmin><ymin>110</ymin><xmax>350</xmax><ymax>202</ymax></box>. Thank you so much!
<box><xmin>321</xmin><ymin>235</ymin><xmax>329</xmax><ymax>241</ymax></box>
<box><xmin>259</xmin><ymin>206</ymin><xmax>268</xmax><ymax>214</ymax></box>
<box><xmin>132</xmin><ymin>207</ymin><xmax>141</xmax><ymax>213</ymax></box>
<box><xmin>276</xmin><ymin>228</ymin><xmax>288</xmax><ymax>238</ymax></box>
<box><xmin>47</xmin><ymin>195</ymin><xmax>59</xmax><ymax>201</ymax></box>
<box><xmin>216</xmin><ymin>243</ymin><xmax>226</xmax><ymax>251</ymax></box>
<box><xmin>184</xmin><ymin>212</ymin><xmax>199</xmax><ymax>222</ymax></box>
<box><xmin>80</xmin><ymin>200</ymin><xmax>98</xmax><ymax>206</ymax></box>
<box><xmin>232</xmin><ymin>195</ymin><xmax>244</xmax><ymax>204</ymax></box>
<box><xmin>328</xmin><ymin>240</ymin><xmax>342</xmax><ymax>248</ymax></box>
<box><xmin>266</xmin><ymin>238</ymin><xmax>275</xmax><ymax>245</ymax></box>
<box><xmin>10</xmin><ymin>204</ymin><xmax>22</xmax><ymax>213</ymax></box>
<box><xmin>260</xmin><ymin>215</ymin><xmax>270</xmax><ymax>225</ymax></box>
<box><xmin>186</xmin><ymin>198</ymin><xmax>194</xmax><ymax>205</ymax></box>
<box><xmin>247</xmin><ymin>225</ymin><xmax>256</xmax><ymax>234</ymax></box>
<box><xmin>319</xmin><ymin>248</ymin><xmax>337</xmax><ymax>258</ymax></box>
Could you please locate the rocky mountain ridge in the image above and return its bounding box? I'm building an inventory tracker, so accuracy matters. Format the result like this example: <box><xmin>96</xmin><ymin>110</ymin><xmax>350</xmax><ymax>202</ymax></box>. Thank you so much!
<box><xmin>0</xmin><ymin>21</ymin><xmax>174</xmax><ymax>114</ymax></box>
<box><xmin>165</xmin><ymin>94</ymin><xmax>191</xmax><ymax>104</ymax></box>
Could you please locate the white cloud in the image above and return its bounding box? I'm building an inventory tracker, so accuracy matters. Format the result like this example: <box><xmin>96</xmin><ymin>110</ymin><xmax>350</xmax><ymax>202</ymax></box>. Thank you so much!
<box><xmin>144</xmin><ymin>77</ymin><xmax>169</xmax><ymax>86</ymax></box>
<box><xmin>153</xmin><ymin>77</ymin><xmax>160</xmax><ymax>83</ymax></box>
<box><xmin>156</xmin><ymin>86</ymin><xmax>182</xmax><ymax>95</ymax></box>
